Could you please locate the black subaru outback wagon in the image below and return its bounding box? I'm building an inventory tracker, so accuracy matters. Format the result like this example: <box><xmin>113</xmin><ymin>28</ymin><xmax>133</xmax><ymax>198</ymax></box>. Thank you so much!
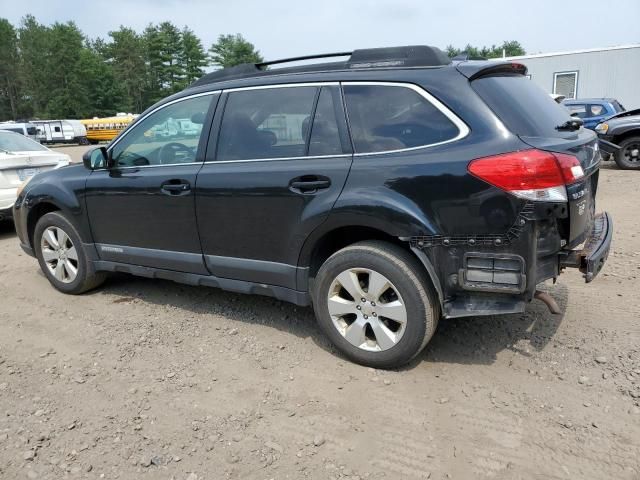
<box><xmin>14</xmin><ymin>46</ymin><xmax>612</xmax><ymax>368</ymax></box>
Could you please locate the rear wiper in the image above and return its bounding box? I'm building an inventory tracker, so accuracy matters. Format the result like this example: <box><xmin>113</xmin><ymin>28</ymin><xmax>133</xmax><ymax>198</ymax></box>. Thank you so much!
<box><xmin>556</xmin><ymin>118</ymin><xmax>583</xmax><ymax>132</ymax></box>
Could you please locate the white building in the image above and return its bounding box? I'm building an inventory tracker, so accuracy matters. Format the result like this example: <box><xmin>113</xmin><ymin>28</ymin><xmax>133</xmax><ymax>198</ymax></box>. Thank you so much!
<box><xmin>500</xmin><ymin>44</ymin><xmax>640</xmax><ymax>108</ymax></box>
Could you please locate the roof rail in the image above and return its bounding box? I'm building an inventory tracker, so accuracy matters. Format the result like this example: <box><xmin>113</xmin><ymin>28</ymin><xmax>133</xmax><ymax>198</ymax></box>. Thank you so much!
<box><xmin>256</xmin><ymin>51</ymin><xmax>352</xmax><ymax>68</ymax></box>
<box><xmin>189</xmin><ymin>45</ymin><xmax>451</xmax><ymax>88</ymax></box>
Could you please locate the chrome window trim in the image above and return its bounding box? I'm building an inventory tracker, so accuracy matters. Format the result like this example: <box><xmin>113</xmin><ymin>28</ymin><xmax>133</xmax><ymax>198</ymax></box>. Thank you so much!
<box><xmin>341</xmin><ymin>81</ymin><xmax>470</xmax><ymax>157</ymax></box>
<box><xmin>107</xmin><ymin>90</ymin><xmax>219</xmax><ymax>156</ymax></box>
<box><xmin>224</xmin><ymin>82</ymin><xmax>338</xmax><ymax>93</ymax></box>
<box><xmin>105</xmin><ymin>80</ymin><xmax>471</xmax><ymax>168</ymax></box>
<box><xmin>204</xmin><ymin>153</ymin><xmax>352</xmax><ymax>165</ymax></box>
<box><xmin>113</xmin><ymin>162</ymin><xmax>203</xmax><ymax>171</ymax></box>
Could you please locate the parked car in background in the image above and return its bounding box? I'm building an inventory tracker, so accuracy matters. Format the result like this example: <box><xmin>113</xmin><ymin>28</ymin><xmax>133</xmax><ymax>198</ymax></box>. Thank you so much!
<box><xmin>13</xmin><ymin>46</ymin><xmax>611</xmax><ymax>368</ymax></box>
<box><xmin>0</xmin><ymin>122</ymin><xmax>39</xmax><ymax>141</ymax></box>
<box><xmin>596</xmin><ymin>108</ymin><xmax>640</xmax><ymax>170</ymax></box>
<box><xmin>563</xmin><ymin>98</ymin><xmax>625</xmax><ymax>130</ymax></box>
<box><xmin>0</xmin><ymin>131</ymin><xmax>70</xmax><ymax>222</ymax></box>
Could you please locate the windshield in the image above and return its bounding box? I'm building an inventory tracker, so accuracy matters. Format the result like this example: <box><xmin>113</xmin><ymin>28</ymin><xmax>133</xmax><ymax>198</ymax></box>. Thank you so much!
<box><xmin>472</xmin><ymin>75</ymin><xmax>574</xmax><ymax>137</ymax></box>
<box><xmin>0</xmin><ymin>131</ymin><xmax>48</xmax><ymax>152</ymax></box>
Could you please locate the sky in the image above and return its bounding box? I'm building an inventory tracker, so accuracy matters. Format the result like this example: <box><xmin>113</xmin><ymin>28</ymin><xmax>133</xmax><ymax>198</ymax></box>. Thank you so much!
<box><xmin>1</xmin><ymin>0</ymin><xmax>639</xmax><ymax>59</ymax></box>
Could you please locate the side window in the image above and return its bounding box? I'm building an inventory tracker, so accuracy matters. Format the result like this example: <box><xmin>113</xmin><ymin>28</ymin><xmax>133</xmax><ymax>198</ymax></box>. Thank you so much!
<box><xmin>567</xmin><ymin>104</ymin><xmax>587</xmax><ymax>118</ymax></box>
<box><xmin>111</xmin><ymin>94</ymin><xmax>214</xmax><ymax>167</ymax></box>
<box><xmin>343</xmin><ymin>84</ymin><xmax>460</xmax><ymax>154</ymax></box>
<box><xmin>589</xmin><ymin>104</ymin><xmax>606</xmax><ymax>117</ymax></box>
<box><xmin>308</xmin><ymin>87</ymin><xmax>343</xmax><ymax>156</ymax></box>
<box><xmin>217</xmin><ymin>86</ymin><xmax>317</xmax><ymax>161</ymax></box>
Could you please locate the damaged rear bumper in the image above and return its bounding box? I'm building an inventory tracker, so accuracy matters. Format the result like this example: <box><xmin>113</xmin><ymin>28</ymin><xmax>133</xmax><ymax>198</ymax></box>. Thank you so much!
<box><xmin>560</xmin><ymin>212</ymin><xmax>612</xmax><ymax>282</ymax></box>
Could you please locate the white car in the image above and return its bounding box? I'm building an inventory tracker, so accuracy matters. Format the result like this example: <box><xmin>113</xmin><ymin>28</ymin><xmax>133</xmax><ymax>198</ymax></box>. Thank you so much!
<box><xmin>0</xmin><ymin>131</ymin><xmax>70</xmax><ymax>221</ymax></box>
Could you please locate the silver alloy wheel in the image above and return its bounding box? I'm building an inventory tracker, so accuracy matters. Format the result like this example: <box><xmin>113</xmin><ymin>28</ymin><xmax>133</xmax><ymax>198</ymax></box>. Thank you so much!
<box><xmin>40</xmin><ymin>226</ymin><xmax>79</xmax><ymax>284</ymax></box>
<box><xmin>327</xmin><ymin>268</ymin><xmax>408</xmax><ymax>352</ymax></box>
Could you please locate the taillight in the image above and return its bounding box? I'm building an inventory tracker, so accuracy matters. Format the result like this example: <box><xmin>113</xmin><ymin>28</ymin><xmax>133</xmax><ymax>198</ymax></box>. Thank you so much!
<box><xmin>468</xmin><ymin>149</ymin><xmax>584</xmax><ymax>202</ymax></box>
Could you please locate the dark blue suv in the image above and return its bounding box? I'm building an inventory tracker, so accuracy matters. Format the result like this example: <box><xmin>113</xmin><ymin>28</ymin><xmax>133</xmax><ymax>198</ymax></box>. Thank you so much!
<box><xmin>563</xmin><ymin>98</ymin><xmax>625</xmax><ymax>130</ymax></box>
<box><xmin>13</xmin><ymin>46</ymin><xmax>612</xmax><ymax>368</ymax></box>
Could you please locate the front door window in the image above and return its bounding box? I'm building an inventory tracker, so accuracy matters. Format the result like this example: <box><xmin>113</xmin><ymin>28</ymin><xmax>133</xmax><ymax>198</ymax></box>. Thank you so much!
<box><xmin>111</xmin><ymin>94</ymin><xmax>214</xmax><ymax>167</ymax></box>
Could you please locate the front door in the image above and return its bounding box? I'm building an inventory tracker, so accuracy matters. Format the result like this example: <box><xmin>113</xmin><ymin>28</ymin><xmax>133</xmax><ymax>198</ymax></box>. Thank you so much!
<box><xmin>196</xmin><ymin>84</ymin><xmax>353</xmax><ymax>289</ymax></box>
<box><xmin>85</xmin><ymin>92</ymin><xmax>218</xmax><ymax>274</ymax></box>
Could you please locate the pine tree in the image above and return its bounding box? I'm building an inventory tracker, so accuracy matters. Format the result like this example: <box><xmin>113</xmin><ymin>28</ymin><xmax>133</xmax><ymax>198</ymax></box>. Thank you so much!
<box><xmin>180</xmin><ymin>26</ymin><xmax>207</xmax><ymax>86</ymax></box>
<box><xmin>209</xmin><ymin>33</ymin><xmax>263</xmax><ymax>69</ymax></box>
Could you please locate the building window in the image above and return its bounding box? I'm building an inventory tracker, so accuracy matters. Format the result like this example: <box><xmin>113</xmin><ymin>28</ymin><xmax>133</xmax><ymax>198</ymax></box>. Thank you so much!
<box><xmin>553</xmin><ymin>71</ymin><xmax>578</xmax><ymax>99</ymax></box>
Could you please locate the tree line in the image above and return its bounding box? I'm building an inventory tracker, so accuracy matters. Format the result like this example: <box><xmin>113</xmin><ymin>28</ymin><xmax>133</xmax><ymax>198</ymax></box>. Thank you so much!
<box><xmin>445</xmin><ymin>40</ymin><xmax>526</xmax><ymax>59</ymax></box>
<box><xmin>0</xmin><ymin>15</ymin><xmax>525</xmax><ymax>121</ymax></box>
<box><xmin>0</xmin><ymin>16</ymin><xmax>263</xmax><ymax>121</ymax></box>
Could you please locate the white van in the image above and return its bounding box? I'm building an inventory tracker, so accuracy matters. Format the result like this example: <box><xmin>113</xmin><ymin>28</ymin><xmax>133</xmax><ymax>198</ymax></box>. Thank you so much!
<box><xmin>0</xmin><ymin>122</ymin><xmax>39</xmax><ymax>141</ymax></box>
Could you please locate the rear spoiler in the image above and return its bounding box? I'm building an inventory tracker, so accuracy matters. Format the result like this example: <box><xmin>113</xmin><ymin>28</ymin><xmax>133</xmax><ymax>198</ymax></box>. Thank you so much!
<box><xmin>455</xmin><ymin>61</ymin><xmax>528</xmax><ymax>81</ymax></box>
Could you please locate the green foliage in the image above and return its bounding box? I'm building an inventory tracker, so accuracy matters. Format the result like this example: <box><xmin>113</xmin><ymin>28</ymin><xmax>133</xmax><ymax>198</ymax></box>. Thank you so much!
<box><xmin>180</xmin><ymin>27</ymin><xmax>208</xmax><ymax>85</ymax></box>
<box><xmin>0</xmin><ymin>15</ymin><xmax>526</xmax><ymax>122</ymax></box>
<box><xmin>209</xmin><ymin>33</ymin><xmax>263</xmax><ymax>68</ymax></box>
<box><xmin>0</xmin><ymin>18</ymin><xmax>20</xmax><ymax>120</ymax></box>
<box><xmin>104</xmin><ymin>27</ymin><xmax>147</xmax><ymax>113</ymax></box>
<box><xmin>445</xmin><ymin>40</ymin><xmax>526</xmax><ymax>59</ymax></box>
<box><xmin>0</xmin><ymin>16</ymin><xmax>213</xmax><ymax>121</ymax></box>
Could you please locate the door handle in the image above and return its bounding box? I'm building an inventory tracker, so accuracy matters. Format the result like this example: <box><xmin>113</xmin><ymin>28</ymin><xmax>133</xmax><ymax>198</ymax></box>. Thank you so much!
<box><xmin>289</xmin><ymin>176</ymin><xmax>331</xmax><ymax>193</ymax></box>
<box><xmin>161</xmin><ymin>180</ymin><xmax>191</xmax><ymax>195</ymax></box>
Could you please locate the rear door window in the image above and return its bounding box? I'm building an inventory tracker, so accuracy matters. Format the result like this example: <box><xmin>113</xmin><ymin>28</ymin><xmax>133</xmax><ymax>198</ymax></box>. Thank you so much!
<box><xmin>472</xmin><ymin>75</ymin><xmax>574</xmax><ymax>137</ymax></box>
<box><xmin>589</xmin><ymin>104</ymin><xmax>607</xmax><ymax>117</ymax></box>
<box><xmin>343</xmin><ymin>84</ymin><xmax>462</xmax><ymax>154</ymax></box>
<box><xmin>217</xmin><ymin>86</ymin><xmax>318</xmax><ymax>161</ymax></box>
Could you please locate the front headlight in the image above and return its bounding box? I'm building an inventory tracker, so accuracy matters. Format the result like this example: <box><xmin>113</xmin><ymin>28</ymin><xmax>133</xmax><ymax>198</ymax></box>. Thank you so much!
<box><xmin>595</xmin><ymin>122</ymin><xmax>609</xmax><ymax>134</ymax></box>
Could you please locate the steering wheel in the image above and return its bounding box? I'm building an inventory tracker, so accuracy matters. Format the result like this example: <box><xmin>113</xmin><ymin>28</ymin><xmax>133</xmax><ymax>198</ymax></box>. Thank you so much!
<box><xmin>159</xmin><ymin>142</ymin><xmax>193</xmax><ymax>165</ymax></box>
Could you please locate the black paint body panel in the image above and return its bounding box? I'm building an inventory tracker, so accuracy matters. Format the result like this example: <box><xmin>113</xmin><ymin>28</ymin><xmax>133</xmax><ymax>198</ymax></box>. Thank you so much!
<box><xmin>12</xmin><ymin>61</ymin><xmax>609</xmax><ymax>318</ymax></box>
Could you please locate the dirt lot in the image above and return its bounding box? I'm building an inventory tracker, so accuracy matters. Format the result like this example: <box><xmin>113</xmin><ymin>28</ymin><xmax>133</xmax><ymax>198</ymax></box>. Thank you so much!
<box><xmin>0</xmin><ymin>153</ymin><xmax>639</xmax><ymax>480</ymax></box>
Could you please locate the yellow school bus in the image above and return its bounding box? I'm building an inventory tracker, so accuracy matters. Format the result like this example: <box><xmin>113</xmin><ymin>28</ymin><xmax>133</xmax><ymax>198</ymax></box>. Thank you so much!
<box><xmin>80</xmin><ymin>114</ymin><xmax>137</xmax><ymax>143</ymax></box>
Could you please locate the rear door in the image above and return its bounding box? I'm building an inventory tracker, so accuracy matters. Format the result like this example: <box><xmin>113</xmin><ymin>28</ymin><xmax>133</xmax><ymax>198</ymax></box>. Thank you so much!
<box><xmin>195</xmin><ymin>84</ymin><xmax>353</xmax><ymax>289</ymax></box>
<box><xmin>472</xmin><ymin>75</ymin><xmax>601</xmax><ymax>246</ymax></box>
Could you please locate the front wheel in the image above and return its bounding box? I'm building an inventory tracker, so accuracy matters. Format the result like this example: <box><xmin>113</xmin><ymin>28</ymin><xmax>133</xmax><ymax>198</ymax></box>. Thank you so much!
<box><xmin>312</xmin><ymin>241</ymin><xmax>439</xmax><ymax>369</ymax></box>
<box><xmin>614</xmin><ymin>136</ymin><xmax>640</xmax><ymax>170</ymax></box>
<box><xmin>34</xmin><ymin>212</ymin><xmax>106</xmax><ymax>294</ymax></box>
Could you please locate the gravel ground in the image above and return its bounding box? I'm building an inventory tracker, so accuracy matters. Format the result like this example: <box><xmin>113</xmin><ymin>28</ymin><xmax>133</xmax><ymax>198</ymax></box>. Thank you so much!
<box><xmin>0</xmin><ymin>156</ymin><xmax>639</xmax><ymax>480</ymax></box>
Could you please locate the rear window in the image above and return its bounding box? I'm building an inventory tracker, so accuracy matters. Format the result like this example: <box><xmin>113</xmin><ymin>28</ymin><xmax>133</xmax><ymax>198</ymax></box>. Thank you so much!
<box><xmin>0</xmin><ymin>131</ymin><xmax>48</xmax><ymax>152</ymax></box>
<box><xmin>472</xmin><ymin>75</ymin><xmax>573</xmax><ymax>137</ymax></box>
<box><xmin>612</xmin><ymin>100</ymin><xmax>625</xmax><ymax>113</ymax></box>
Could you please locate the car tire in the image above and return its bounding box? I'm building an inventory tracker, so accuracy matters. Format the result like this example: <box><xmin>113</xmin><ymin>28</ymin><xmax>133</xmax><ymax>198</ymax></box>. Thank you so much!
<box><xmin>614</xmin><ymin>136</ymin><xmax>640</xmax><ymax>170</ymax></box>
<box><xmin>312</xmin><ymin>240</ymin><xmax>439</xmax><ymax>369</ymax></box>
<box><xmin>34</xmin><ymin>212</ymin><xmax>106</xmax><ymax>294</ymax></box>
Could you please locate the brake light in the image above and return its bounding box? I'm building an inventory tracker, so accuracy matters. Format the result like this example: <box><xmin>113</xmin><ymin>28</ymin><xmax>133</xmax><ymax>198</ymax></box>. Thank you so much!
<box><xmin>468</xmin><ymin>149</ymin><xmax>584</xmax><ymax>202</ymax></box>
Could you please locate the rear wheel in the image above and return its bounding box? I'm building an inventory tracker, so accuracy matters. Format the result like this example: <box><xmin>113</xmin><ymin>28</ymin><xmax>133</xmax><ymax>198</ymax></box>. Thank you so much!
<box><xmin>34</xmin><ymin>212</ymin><xmax>106</xmax><ymax>294</ymax></box>
<box><xmin>312</xmin><ymin>241</ymin><xmax>439</xmax><ymax>368</ymax></box>
<box><xmin>614</xmin><ymin>136</ymin><xmax>640</xmax><ymax>170</ymax></box>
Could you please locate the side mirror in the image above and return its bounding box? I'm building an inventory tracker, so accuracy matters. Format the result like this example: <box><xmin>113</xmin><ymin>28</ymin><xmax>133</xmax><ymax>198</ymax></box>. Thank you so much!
<box><xmin>82</xmin><ymin>146</ymin><xmax>109</xmax><ymax>170</ymax></box>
